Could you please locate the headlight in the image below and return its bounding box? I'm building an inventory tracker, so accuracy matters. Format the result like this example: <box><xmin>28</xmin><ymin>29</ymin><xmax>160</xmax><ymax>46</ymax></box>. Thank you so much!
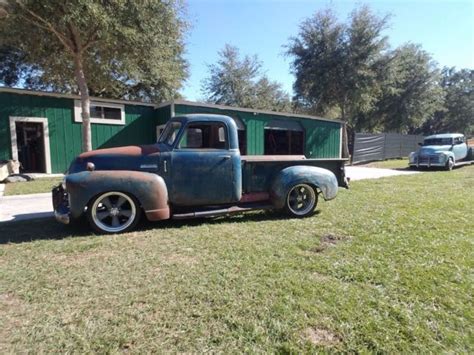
<box><xmin>438</xmin><ymin>154</ymin><xmax>447</xmax><ymax>162</ymax></box>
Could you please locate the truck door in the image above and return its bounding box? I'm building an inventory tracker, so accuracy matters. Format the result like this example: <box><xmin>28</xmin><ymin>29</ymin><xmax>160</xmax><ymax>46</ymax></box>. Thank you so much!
<box><xmin>170</xmin><ymin>121</ymin><xmax>236</xmax><ymax>206</ymax></box>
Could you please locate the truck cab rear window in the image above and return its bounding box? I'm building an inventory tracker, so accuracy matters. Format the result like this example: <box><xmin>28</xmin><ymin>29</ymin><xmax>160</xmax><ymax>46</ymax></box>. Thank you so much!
<box><xmin>179</xmin><ymin>123</ymin><xmax>228</xmax><ymax>149</ymax></box>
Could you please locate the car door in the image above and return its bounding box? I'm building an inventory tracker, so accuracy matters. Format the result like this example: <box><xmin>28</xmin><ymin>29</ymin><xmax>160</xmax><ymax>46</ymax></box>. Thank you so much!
<box><xmin>452</xmin><ymin>136</ymin><xmax>467</xmax><ymax>160</ymax></box>
<box><xmin>170</xmin><ymin>121</ymin><xmax>235</xmax><ymax>206</ymax></box>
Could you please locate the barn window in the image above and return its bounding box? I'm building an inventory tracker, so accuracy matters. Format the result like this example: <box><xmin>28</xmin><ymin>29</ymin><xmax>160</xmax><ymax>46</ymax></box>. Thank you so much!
<box><xmin>74</xmin><ymin>100</ymin><xmax>125</xmax><ymax>125</ymax></box>
<box><xmin>264</xmin><ymin>120</ymin><xmax>304</xmax><ymax>155</ymax></box>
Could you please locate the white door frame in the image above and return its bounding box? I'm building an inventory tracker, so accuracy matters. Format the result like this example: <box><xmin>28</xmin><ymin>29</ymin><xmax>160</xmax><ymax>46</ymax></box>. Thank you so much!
<box><xmin>9</xmin><ymin>116</ymin><xmax>52</xmax><ymax>174</ymax></box>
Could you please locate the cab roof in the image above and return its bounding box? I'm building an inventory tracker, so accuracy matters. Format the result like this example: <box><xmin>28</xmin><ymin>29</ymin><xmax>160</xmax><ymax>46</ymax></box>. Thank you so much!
<box><xmin>424</xmin><ymin>133</ymin><xmax>464</xmax><ymax>140</ymax></box>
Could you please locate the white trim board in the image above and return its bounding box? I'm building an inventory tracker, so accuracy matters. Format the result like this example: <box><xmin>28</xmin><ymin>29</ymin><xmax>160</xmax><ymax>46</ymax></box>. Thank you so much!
<box><xmin>9</xmin><ymin>116</ymin><xmax>52</xmax><ymax>174</ymax></box>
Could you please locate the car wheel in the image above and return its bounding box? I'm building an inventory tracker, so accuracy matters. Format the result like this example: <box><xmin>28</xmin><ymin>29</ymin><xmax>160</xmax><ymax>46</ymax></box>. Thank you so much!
<box><xmin>445</xmin><ymin>157</ymin><xmax>454</xmax><ymax>171</ymax></box>
<box><xmin>285</xmin><ymin>183</ymin><xmax>318</xmax><ymax>218</ymax></box>
<box><xmin>87</xmin><ymin>191</ymin><xmax>141</xmax><ymax>234</ymax></box>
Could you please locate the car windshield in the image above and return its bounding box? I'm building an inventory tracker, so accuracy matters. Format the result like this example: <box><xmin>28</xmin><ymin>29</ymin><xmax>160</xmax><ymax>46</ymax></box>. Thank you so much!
<box><xmin>423</xmin><ymin>138</ymin><xmax>453</xmax><ymax>146</ymax></box>
<box><xmin>158</xmin><ymin>121</ymin><xmax>182</xmax><ymax>146</ymax></box>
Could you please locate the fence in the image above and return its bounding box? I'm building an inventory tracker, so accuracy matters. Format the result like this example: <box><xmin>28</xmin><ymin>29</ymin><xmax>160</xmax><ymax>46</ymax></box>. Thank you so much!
<box><xmin>352</xmin><ymin>133</ymin><xmax>424</xmax><ymax>164</ymax></box>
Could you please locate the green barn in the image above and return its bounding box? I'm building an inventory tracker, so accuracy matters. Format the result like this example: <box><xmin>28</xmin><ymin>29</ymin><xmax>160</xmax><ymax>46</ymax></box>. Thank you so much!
<box><xmin>0</xmin><ymin>88</ymin><xmax>344</xmax><ymax>174</ymax></box>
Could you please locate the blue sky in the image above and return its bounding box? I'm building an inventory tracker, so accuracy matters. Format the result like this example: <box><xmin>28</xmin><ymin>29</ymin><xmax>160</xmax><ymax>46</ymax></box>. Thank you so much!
<box><xmin>180</xmin><ymin>0</ymin><xmax>474</xmax><ymax>100</ymax></box>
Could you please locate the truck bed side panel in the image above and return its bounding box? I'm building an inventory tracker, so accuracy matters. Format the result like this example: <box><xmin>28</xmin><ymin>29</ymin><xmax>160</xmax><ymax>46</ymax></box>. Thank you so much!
<box><xmin>242</xmin><ymin>157</ymin><xmax>347</xmax><ymax>193</ymax></box>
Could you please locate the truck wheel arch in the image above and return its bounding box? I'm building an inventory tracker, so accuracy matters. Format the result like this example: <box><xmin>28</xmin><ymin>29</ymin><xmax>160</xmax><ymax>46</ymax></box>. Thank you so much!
<box><xmin>269</xmin><ymin>165</ymin><xmax>338</xmax><ymax>210</ymax></box>
<box><xmin>65</xmin><ymin>170</ymin><xmax>170</xmax><ymax>221</ymax></box>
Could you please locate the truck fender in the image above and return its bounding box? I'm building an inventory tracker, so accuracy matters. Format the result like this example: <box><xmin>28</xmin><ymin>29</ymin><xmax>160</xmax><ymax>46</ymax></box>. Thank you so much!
<box><xmin>65</xmin><ymin>170</ymin><xmax>170</xmax><ymax>221</ymax></box>
<box><xmin>270</xmin><ymin>165</ymin><xmax>338</xmax><ymax>209</ymax></box>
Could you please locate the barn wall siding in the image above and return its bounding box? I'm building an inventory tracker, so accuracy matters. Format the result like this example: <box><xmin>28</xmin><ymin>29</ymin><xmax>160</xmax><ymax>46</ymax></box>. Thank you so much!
<box><xmin>0</xmin><ymin>92</ymin><xmax>157</xmax><ymax>173</ymax></box>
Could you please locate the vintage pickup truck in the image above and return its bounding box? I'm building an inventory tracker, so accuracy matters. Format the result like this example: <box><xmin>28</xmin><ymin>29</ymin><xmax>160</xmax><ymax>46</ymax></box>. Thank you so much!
<box><xmin>408</xmin><ymin>133</ymin><xmax>473</xmax><ymax>170</ymax></box>
<box><xmin>53</xmin><ymin>114</ymin><xmax>348</xmax><ymax>233</ymax></box>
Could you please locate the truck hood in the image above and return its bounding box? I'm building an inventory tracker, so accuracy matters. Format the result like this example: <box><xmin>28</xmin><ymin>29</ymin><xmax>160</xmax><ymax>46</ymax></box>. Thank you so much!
<box><xmin>68</xmin><ymin>145</ymin><xmax>162</xmax><ymax>174</ymax></box>
<box><xmin>418</xmin><ymin>145</ymin><xmax>452</xmax><ymax>155</ymax></box>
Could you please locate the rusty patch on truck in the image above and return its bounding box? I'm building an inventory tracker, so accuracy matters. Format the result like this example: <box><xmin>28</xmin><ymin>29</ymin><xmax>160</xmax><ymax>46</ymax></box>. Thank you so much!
<box><xmin>79</xmin><ymin>144</ymin><xmax>160</xmax><ymax>159</ymax></box>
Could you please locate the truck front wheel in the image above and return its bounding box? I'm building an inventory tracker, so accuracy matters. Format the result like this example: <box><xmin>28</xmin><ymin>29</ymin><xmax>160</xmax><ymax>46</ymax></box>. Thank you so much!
<box><xmin>285</xmin><ymin>183</ymin><xmax>318</xmax><ymax>218</ymax></box>
<box><xmin>445</xmin><ymin>157</ymin><xmax>454</xmax><ymax>171</ymax></box>
<box><xmin>87</xmin><ymin>191</ymin><xmax>141</xmax><ymax>234</ymax></box>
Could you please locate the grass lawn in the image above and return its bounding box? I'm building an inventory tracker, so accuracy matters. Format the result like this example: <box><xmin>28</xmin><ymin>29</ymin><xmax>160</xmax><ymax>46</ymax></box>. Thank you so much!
<box><xmin>358</xmin><ymin>158</ymin><xmax>410</xmax><ymax>170</ymax></box>
<box><xmin>3</xmin><ymin>177</ymin><xmax>63</xmax><ymax>196</ymax></box>
<box><xmin>0</xmin><ymin>166</ymin><xmax>473</xmax><ymax>352</ymax></box>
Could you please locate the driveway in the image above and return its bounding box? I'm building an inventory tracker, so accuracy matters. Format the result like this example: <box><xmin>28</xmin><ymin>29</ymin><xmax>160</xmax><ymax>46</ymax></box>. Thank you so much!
<box><xmin>0</xmin><ymin>166</ymin><xmax>420</xmax><ymax>223</ymax></box>
<box><xmin>345</xmin><ymin>166</ymin><xmax>420</xmax><ymax>181</ymax></box>
<box><xmin>0</xmin><ymin>193</ymin><xmax>53</xmax><ymax>223</ymax></box>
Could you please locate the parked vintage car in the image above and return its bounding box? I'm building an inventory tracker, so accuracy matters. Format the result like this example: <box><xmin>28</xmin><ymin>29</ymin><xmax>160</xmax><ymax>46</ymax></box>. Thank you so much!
<box><xmin>53</xmin><ymin>114</ymin><xmax>348</xmax><ymax>234</ymax></box>
<box><xmin>408</xmin><ymin>133</ymin><xmax>473</xmax><ymax>170</ymax></box>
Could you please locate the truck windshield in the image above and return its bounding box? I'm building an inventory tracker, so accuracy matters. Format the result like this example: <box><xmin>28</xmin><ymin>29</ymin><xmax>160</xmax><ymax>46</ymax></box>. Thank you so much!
<box><xmin>158</xmin><ymin>121</ymin><xmax>182</xmax><ymax>146</ymax></box>
<box><xmin>423</xmin><ymin>138</ymin><xmax>453</xmax><ymax>146</ymax></box>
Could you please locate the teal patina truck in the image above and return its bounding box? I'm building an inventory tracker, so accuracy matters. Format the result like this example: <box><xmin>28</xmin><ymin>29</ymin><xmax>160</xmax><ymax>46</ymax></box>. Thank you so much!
<box><xmin>53</xmin><ymin>114</ymin><xmax>348</xmax><ymax>234</ymax></box>
<box><xmin>409</xmin><ymin>133</ymin><xmax>473</xmax><ymax>170</ymax></box>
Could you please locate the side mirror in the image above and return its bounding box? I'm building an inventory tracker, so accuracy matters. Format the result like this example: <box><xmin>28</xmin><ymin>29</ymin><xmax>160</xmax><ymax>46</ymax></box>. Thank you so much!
<box><xmin>418</xmin><ymin>143</ymin><xmax>422</xmax><ymax>146</ymax></box>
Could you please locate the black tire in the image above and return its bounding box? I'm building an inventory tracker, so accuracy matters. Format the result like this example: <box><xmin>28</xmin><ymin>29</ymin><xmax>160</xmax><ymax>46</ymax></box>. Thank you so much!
<box><xmin>284</xmin><ymin>183</ymin><xmax>318</xmax><ymax>218</ymax></box>
<box><xmin>87</xmin><ymin>191</ymin><xmax>141</xmax><ymax>234</ymax></box>
<box><xmin>445</xmin><ymin>157</ymin><xmax>454</xmax><ymax>171</ymax></box>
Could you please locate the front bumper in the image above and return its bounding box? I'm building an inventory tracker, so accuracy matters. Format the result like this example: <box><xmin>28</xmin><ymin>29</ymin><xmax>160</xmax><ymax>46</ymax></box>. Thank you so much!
<box><xmin>409</xmin><ymin>155</ymin><xmax>446</xmax><ymax>168</ymax></box>
<box><xmin>52</xmin><ymin>185</ymin><xmax>70</xmax><ymax>224</ymax></box>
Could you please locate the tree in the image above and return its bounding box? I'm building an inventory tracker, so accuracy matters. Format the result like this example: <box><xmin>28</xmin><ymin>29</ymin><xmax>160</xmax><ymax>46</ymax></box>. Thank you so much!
<box><xmin>376</xmin><ymin>44</ymin><xmax>444</xmax><ymax>134</ymax></box>
<box><xmin>421</xmin><ymin>68</ymin><xmax>473</xmax><ymax>135</ymax></box>
<box><xmin>202</xmin><ymin>44</ymin><xmax>291</xmax><ymax>112</ymax></box>
<box><xmin>286</xmin><ymin>6</ymin><xmax>389</xmax><ymax>125</ymax></box>
<box><xmin>0</xmin><ymin>0</ymin><xmax>188</xmax><ymax>151</ymax></box>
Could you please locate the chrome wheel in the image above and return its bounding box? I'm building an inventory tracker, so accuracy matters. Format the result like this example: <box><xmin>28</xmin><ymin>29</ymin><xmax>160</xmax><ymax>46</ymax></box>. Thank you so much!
<box><xmin>286</xmin><ymin>184</ymin><xmax>317</xmax><ymax>217</ymax></box>
<box><xmin>89</xmin><ymin>192</ymin><xmax>138</xmax><ymax>233</ymax></box>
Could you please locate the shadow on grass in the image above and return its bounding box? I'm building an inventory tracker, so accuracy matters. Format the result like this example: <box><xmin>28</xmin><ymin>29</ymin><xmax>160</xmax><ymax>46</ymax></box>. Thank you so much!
<box><xmin>0</xmin><ymin>210</ymin><xmax>321</xmax><ymax>244</ymax></box>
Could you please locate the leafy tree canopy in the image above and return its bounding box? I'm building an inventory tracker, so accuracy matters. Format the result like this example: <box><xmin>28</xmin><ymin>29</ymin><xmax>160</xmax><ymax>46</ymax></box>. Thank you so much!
<box><xmin>286</xmin><ymin>6</ymin><xmax>389</xmax><ymax>123</ymax></box>
<box><xmin>0</xmin><ymin>0</ymin><xmax>188</xmax><ymax>102</ymax></box>
<box><xmin>202</xmin><ymin>44</ymin><xmax>291</xmax><ymax>112</ymax></box>
<box><xmin>375</xmin><ymin>44</ymin><xmax>444</xmax><ymax>134</ymax></box>
<box><xmin>421</xmin><ymin>68</ymin><xmax>474</xmax><ymax>136</ymax></box>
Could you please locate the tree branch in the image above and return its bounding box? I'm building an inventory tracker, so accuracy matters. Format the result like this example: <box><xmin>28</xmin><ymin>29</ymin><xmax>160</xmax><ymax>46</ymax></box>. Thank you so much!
<box><xmin>16</xmin><ymin>3</ymin><xmax>75</xmax><ymax>53</ymax></box>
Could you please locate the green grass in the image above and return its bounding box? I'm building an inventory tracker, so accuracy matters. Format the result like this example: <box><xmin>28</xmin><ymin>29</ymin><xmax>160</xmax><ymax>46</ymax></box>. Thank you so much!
<box><xmin>1</xmin><ymin>166</ymin><xmax>473</xmax><ymax>353</ymax></box>
<box><xmin>3</xmin><ymin>177</ymin><xmax>63</xmax><ymax>196</ymax></box>
<box><xmin>358</xmin><ymin>158</ymin><xmax>410</xmax><ymax>169</ymax></box>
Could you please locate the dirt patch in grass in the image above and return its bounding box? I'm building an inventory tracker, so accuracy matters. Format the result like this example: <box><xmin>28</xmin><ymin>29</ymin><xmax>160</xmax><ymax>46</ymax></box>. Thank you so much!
<box><xmin>309</xmin><ymin>234</ymin><xmax>351</xmax><ymax>253</ymax></box>
<box><xmin>162</xmin><ymin>253</ymin><xmax>197</xmax><ymax>266</ymax></box>
<box><xmin>303</xmin><ymin>327</ymin><xmax>341</xmax><ymax>346</ymax></box>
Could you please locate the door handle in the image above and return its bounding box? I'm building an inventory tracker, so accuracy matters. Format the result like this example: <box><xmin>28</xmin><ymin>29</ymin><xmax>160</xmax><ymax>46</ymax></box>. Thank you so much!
<box><xmin>164</xmin><ymin>160</ymin><xmax>168</xmax><ymax>172</ymax></box>
<box><xmin>219</xmin><ymin>155</ymin><xmax>231</xmax><ymax>160</ymax></box>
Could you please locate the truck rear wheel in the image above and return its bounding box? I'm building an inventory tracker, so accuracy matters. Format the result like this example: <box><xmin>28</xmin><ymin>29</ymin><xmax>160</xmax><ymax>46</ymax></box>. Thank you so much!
<box><xmin>87</xmin><ymin>191</ymin><xmax>141</xmax><ymax>234</ymax></box>
<box><xmin>285</xmin><ymin>183</ymin><xmax>318</xmax><ymax>218</ymax></box>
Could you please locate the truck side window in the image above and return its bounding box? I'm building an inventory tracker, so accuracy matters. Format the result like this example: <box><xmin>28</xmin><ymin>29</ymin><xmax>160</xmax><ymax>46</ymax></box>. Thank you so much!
<box><xmin>178</xmin><ymin>123</ymin><xmax>228</xmax><ymax>150</ymax></box>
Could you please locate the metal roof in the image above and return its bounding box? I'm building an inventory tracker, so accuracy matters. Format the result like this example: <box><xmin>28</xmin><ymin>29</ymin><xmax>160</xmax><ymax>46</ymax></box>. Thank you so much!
<box><xmin>157</xmin><ymin>99</ymin><xmax>344</xmax><ymax>124</ymax></box>
<box><xmin>0</xmin><ymin>87</ymin><xmax>157</xmax><ymax>107</ymax></box>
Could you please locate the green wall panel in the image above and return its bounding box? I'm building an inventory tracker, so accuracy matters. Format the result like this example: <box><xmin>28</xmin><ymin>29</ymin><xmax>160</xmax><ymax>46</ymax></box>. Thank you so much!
<box><xmin>0</xmin><ymin>92</ymin><xmax>158</xmax><ymax>173</ymax></box>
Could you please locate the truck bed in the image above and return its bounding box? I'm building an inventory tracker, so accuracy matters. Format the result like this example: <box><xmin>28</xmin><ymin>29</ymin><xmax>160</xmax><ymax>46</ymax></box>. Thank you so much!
<box><xmin>241</xmin><ymin>155</ymin><xmax>348</xmax><ymax>193</ymax></box>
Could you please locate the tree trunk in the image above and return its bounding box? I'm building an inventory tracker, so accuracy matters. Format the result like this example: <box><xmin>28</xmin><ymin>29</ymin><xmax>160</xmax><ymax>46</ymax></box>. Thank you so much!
<box><xmin>74</xmin><ymin>55</ymin><xmax>92</xmax><ymax>152</ymax></box>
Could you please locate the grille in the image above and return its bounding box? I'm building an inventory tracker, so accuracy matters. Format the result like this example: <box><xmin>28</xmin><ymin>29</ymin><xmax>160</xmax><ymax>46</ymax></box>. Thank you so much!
<box><xmin>418</xmin><ymin>155</ymin><xmax>440</xmax><ymax>164</ymax></box>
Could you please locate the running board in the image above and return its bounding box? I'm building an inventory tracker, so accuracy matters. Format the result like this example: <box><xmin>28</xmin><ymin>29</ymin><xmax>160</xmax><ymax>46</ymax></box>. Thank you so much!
<box><xmin>172</xmin><ymin>204</ymin><xmax>274</xmax><ymax>220</ymax></box>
